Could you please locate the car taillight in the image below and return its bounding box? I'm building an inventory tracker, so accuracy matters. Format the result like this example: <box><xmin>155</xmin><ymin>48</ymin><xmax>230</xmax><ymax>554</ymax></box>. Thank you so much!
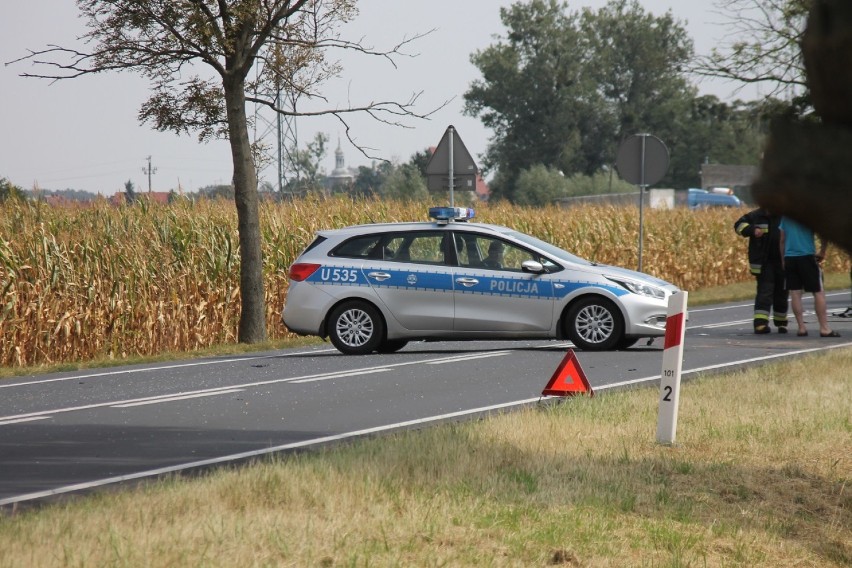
<box><xmin>288</xmin><ymin>263</ymin><xmax>321</xmax><ymax>282</ymax></box>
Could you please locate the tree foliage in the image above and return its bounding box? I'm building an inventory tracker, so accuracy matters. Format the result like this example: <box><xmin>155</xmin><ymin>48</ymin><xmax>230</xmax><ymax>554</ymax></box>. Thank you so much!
<box><xmin>283</xmin><ymin>132</ymin><xmax>328</xmax><ymax>195</ymax></box>
<box><xmin>378</xmin><ymin>164</ymin><xmax>429</xmax><ymax>202</ymax></box>
<box><xmin>514</xmin><ymin>165</ymin><xmax>569</xmax><ymax>206</ymax></box>
<box><xmin>660</xmin><ymin>95</ymin><xmax>774</xmax><ymax>188</ymax></box>
<box><xmin>198</xmin><ymin>183</ymin><xmax>236</xmax><ymax>200</ymax></box>
<box><xmin>12</xmin><ymin>0</ymin><xmax>438</xmax><ymax>343</ymax></box>
<box><xmin>351</xmin><ymin>163</ymin><xmax>388</xmax><ymax>197</ymax></box>
<box><xmin>124</xmin><ymin>179</ymin><xmax>137</xmax><ymax>204</ymax></box>
<box><xmin>580</xmin><ymin>0</ymin><xmax>695</xmax><ymax>155</ymax></box>
<box><xmin>464</xmin><ymin>0</ymin><xmax>591</xmax><ymax>201</ymax></box>
<box><xmin>0</xmin><ymin>178</ymin><xmax>25</xmax><ymax>202</ymax></box>
<box><xmin>693</xmin><ymin>0</ymin><xmax>811</xmax><ymax>110</ymax></box>
<box><xmin>464</xmin><ymin>0</ymin><xmax>697</xmax><ymax>200</ymax></box>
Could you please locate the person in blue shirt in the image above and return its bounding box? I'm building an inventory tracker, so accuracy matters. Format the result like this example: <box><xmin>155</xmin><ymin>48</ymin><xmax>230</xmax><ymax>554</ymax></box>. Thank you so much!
<box><xmin>778</xmin><ymin>217</ymin><xmax>840</xmax><ymax>337</ymax></box>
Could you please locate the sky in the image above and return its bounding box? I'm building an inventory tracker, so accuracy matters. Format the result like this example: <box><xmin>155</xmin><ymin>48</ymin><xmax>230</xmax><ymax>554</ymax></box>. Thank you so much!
<box><xmin>0</xmin><ymin>1</ymin><xmax>760</xmax><ymax>196</ymax></box>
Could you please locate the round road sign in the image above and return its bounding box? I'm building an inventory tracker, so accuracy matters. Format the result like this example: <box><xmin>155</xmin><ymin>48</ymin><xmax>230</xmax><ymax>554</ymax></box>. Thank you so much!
<box><xmin>616</xmin><ymin>134</ymin><xmax>669</xmax><ymax>186</ymax></box>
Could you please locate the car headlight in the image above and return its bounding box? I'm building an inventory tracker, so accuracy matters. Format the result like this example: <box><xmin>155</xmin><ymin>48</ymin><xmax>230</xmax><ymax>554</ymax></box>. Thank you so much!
<box><xmin>608</xmin><ymin>278</ymin><xmax>666</xmax><ymax>299</ymax></box>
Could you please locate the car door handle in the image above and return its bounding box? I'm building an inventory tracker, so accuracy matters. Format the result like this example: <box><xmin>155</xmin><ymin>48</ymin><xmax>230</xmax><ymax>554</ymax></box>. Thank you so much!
<box><xmin>455</xmin><ymin>277</ymin><xmax>479</xmax><ymax>287</ymax></box>
<box><xmin>367</xmin><ymin>272</ymin><xmax>391</xmax><ymax>281</ymax></box>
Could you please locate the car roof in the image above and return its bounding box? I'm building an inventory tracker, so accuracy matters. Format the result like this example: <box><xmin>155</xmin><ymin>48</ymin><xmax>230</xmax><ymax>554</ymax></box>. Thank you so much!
<box><xmin>317</xmin><ymin>221</ymin><xmax>513</xmax><ymax>238</ymax></box>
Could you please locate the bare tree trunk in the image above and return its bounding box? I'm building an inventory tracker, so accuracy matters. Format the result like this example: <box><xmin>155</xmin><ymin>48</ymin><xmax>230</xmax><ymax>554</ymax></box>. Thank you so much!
<box><xmin>224</xmin><ymin>78</ymin><xmax>267</xmax><ymax>343</ymax></box>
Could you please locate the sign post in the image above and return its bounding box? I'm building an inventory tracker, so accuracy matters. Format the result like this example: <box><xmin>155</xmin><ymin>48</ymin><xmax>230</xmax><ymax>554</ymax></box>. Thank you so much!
<box><xmin>656</xmin><ymin>291</ymin><xmax>688</xmax><ymax>445</ymax></box>
<box><xmin>615</xmin><ymin>134</ymin><xmax>669</xmax><ymax>273</ymax></box>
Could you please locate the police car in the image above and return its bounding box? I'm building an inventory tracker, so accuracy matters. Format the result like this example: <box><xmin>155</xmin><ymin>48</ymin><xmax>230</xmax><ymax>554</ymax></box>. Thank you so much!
<box><xmin>282</xmin><ymin>207</ymin><xmax>680</xmax><ymax>354</ymax></box>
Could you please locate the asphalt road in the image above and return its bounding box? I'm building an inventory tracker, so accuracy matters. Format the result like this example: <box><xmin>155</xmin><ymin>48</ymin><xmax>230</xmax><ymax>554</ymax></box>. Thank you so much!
<box><xmin>2</xmin><ymin>290</ymin><xmax>850</xmax><ymax>510</ymax></box>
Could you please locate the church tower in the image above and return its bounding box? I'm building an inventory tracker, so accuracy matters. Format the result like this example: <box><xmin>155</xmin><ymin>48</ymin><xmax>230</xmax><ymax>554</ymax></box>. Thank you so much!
<box><xmin>328</xmin><ymin>136</ymin><xmax>355</xmax><ymax>190</ymax></box>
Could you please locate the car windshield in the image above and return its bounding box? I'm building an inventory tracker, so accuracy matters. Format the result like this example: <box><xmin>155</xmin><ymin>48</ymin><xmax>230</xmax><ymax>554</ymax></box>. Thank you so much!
<box><xmin>504</xmin><ymin>231</ymin><xmax>592</xmax><ymax>266</ymax></box>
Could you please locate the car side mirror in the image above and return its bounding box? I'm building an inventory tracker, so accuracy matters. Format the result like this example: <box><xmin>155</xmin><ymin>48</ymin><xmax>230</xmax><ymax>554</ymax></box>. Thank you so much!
<box><xmin>521</xmin><ymin>260</ymin><xmax>545</xmax><ymax>274</ymax></box>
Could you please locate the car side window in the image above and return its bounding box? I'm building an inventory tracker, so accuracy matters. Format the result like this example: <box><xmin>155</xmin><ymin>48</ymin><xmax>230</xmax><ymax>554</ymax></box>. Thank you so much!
<box><xmin>330</xmin><ymin>235</ymin><xmax>383</xmax><ymax>259</ymax></box>
<box><xmin>385</xmin><ymin>232</ymin><xmax>446</xmax><ymax>265</ymax></box>
<box><xmin>455</xmin><ymin>235</ymin><xmax>538</xmax><ymax>272</ymax></box>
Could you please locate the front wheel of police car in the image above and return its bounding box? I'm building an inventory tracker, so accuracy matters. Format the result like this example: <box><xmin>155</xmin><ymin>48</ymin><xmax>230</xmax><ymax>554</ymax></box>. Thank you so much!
<box><xmin>565</xmin><ymin>296</ymin><xmax>625</xmax><ymax>351</ymax></box>
<box><xmin>328</xmin><ymin>300</ymin><xmax>385</xmax><ymax>355</ymax></box>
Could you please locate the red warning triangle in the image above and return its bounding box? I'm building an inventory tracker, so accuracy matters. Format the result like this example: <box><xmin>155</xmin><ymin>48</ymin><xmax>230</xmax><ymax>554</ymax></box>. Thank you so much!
<box><xmin>541</xmin><ymin>349</ymin><xmax>593</xmax><ymax>397</ymax></box>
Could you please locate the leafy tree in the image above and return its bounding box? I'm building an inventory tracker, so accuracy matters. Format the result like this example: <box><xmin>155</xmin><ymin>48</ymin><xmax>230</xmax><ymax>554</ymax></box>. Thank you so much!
<box><xmin>693</xmin><ymin>0</ymin><xmax>811</xmax><ymax>112</ymax></box>
<box><xmin>406</xmin><ymin>149</ymin><xmax>433</xmax><ymax>179</ymax></box>
<box><xmin>379</xmin><ymin>164</ymin><xmax>429</xmax><ymax>202</ymax></box>
<box><xmin>12</xmin><ymin>1</ymin><xmax>436</xmax><ymax>343</ymax></box>
<box><xmin>198</xmin><ymin>184</ymin><xmax>236</xmax><ymax>200</ymax></box>
<box><xmin>579</xmin><ymin>0</ymin><xmax>695</xmax><ymax>186</ymax></box>
<box><xmin>351</xmin><ymin>164</ymin><xmax>388</xmax><ymax>197</ymax></box>
<box><xmin>464</xmin><ymin>0</ymin><xmax>696</xmax><ymax>200</ymax></box>
<box><xmin>514</xmin><ymin>165</ymin><xmax>568</xmax><ymax>206</ymax></box>
<box><xmin>563</xmin><ymin>170</ymin><xmax>635</xmax><ymax>196</ymax></box>
<box><xmin>0</xmin><ymin>178</ymin><xmax>25</xmax><ymax>202</ymax></box>
<box><xmin>465</xmin><ymin>0</ymin><xmax>592</xmax><ymax>201</ymax></box>
<box><xmin>670</xmin><ymin>96</ymin><xmax>770</xmax><ymax>187</ymax></box>
<box><xmin>124</xmin><ymin>179</ymin><xmax>137</xmax><ymax>204</ymax></box>
<box><xmin>22</xmin><ymin>188</ymin><xmax>96</xmax><ymax>203</ymax></box>
<box><xmin>283</xmin><ymin>132</ymin><xmax>329</xmax><ymax>195</ymax></box>
<box><xmin>514</xmin><ymin>166</ymin><xmax>637</xmax><ymax>206</ymax></box>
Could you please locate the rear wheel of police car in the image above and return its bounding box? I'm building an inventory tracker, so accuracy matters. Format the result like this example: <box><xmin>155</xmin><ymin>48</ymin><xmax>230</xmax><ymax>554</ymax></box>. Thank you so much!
<box><xmin>565</xmin><ymin>296</ymin><xmax>624</xmax><ymax>351</ymax></box>
<box><xmin>328</xmin><ymin>300</ymin><xmax>385</xmax><ymax>355</ymax></box>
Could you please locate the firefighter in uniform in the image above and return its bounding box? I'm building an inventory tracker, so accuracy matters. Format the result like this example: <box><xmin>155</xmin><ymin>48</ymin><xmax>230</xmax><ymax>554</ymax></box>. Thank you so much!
<box><xmin>735</xmin><ymin>208</ymin><xmax>788</xmax><ymax>334</ymax></box>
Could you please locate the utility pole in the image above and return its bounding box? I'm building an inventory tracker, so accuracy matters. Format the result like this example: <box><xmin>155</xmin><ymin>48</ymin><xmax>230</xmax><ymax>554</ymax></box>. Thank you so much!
<box><xmin>143</xmin><ymin>156</ymin><xmax>157</xmax><ymax>193</ymax></box>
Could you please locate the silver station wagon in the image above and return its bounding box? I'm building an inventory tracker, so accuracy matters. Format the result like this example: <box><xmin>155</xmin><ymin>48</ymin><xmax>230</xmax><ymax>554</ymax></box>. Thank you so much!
<box><xmin>282</xmin><ymin>207</ymin><xmax>680</xmax><ymax>355</ymax></box>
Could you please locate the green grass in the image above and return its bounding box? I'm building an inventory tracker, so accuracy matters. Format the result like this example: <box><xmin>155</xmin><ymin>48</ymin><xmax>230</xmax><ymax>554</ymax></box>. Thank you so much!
<box><xmin>687</xmin><ymin>270</ymin><xmax>849</xmax><ymax>306</ymax></box>
<box><xmin>1</xmin><ymin>349</ymin><xmax>849</xmax><ymax>566</ymax></box>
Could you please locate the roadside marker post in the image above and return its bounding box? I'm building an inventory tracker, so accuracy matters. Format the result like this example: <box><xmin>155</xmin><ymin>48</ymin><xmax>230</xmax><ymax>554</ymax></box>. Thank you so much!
<box><xmin>656</xmin><ymin>291</ymin><xmax>688</xmax><ymax>445</ymax></box>
<box><xmin>541</xmin><ymin>349</ymin><xmax>593</xmax><ymax>397</ymax></box>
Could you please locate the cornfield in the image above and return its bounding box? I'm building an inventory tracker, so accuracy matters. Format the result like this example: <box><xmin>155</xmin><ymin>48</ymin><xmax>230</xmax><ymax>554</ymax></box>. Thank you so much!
<box><xmin>1</xmin><ymin>196</ymin><xmax>847</xmax><ymax>367</ymax></box>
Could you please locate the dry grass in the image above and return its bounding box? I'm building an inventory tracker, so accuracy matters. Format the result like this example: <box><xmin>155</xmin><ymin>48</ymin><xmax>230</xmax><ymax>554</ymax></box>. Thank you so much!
<box><xmin>1</xmin><ymin>349</ymin><xmax>849</xmax><ymax>567</ymax></box>
<box><xmin>2</xmin><ymin>197</ymin><xmax>849</xmax><ymax>367</ymax></box>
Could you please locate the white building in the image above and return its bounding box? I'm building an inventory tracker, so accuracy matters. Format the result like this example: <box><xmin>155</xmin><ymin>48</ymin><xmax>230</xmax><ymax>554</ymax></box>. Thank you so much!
<box><xmin>326</xmin><ymin>139</ymin><xmax>358</xmax><ymax>190</ymax></box>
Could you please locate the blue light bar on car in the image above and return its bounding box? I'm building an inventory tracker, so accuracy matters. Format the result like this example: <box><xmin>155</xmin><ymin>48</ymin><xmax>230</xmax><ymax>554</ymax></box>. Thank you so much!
<box><xmin>428</xmin><ymin>207</ymin><xmax>475</xmax><ymax>222</ymax></box>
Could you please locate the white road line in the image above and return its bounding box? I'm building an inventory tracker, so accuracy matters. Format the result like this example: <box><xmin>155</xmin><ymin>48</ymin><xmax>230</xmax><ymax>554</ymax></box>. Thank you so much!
<box><xmin>0</xmin><ymin>416</ymin><xmax>51</xmax><ymax>426</ymax></box>
<box><xmin>2</xmin><ymin>341</ymin><xmax>850</xmax><ymax>508</ymax></box>
<box><xmin>532</xmin><ymin>342</ymin><xmax>574</xmax><ymax>349</ymax></box>
<box><xmin>290</xmin><ymin>368</ymin><xmax>391</xmax><ymax>384</ymax></box>
<box><xmin>688</xmin><ymin>318</ymin><xmax>753</xmax><ymax>330</ymax></box>
<box><xmin>593</xmin><ymin>341</ymin><xmax>852</xmax><ymax>391</ymax></box>
<box><xmin>0</xmin><ymin>397</ymin><xmax>543</xmax><ymax>508</ymax></box>
<box><xmin>688</xmin><ymin>303</ymin><xmax>752</xmax><ymax>312</ymax></box>
<box><xmin>0</xmin><ymin>351</ymin><xmax>518</xmax><ymax>423</ymax></box>
<box><xmin>0</xmin><ymin>387</ymin><xmax>243</xmax><ymax>423</ymax></box>
<box><xmin>0</xmin><ymin>347</ymin><xmax>340</xmax><ymax>390</ymax></box>
<box><xmin>426</xmin><ymin>351</ymin><xmax>511</xmax><ymax>364</ymax></box>
<box><xmin>685</xmin><ymin>290</ymin><xmax>848</xmax><ymax>313</ymax></box>
<box><xmin>111</xmin><ymin>389</ymin><xmax>245</xmax><ymax>408</ymax></box>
